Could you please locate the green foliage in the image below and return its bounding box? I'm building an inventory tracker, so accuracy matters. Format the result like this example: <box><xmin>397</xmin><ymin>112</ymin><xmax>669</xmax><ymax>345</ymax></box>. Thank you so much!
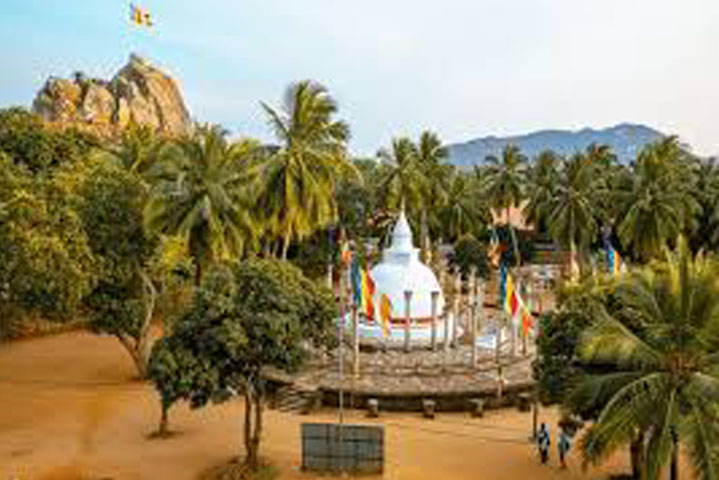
<box><xmin>155</xmin><ymin>257</ymin><xmax>337</xmax><ymax>396</ymax></box>
<box><xmin>259</xmin><ymin>81</ymin><xmax>354</xmax><ymax>258</ymax></box>
<box><xmin>377</xmin><ymin>137</ymin><xmax>424</xmax><ymax>214</ymax></box>
<box><xmin>523</xmin><ymin>150</ymin><xmax>559</xmax><ymax>233</ymax></box>
<box><xmin>533</xmin><ymin>275</ymin><xmax>617</xmax><ymax>405</ymax></box>
<box><xmin>0</xmin><ymin>163</ymin><xmax>96</xmax><ymax>324</ymax></box>
<box><xmin>559</xmin><ymin>241</ymin><xmax>719</xmax><ymax>478</ymax></box>
<box><xmin>78</xmin><ymin>161</ymin><xmax>158</xmax><ymax>376</ymax></box>
<box><xmin>335</xmin><ymin>159</ymin><xmax>379</xmax><ymax>238</ymax></box>
<box><xmin>451</xmin><ymin>234</ymin><xmax>489</xmax><ymax>279</ymax></box>
<box><xmin>78</xmin><ymin>161</ymin><xmax>155</xmax><ymax>280</ymax></box>
<box><xmin>547</xmin><ymin>152</ymin><xmax>604</xmax><ymax>258</ymax></box>
<box><xmin>437</xmin><ymin>172</ymin><xmax>490</xmax><ymax>242</ymax></box>
<box><xmin>0</xmin><ymin>107</ymin><xmax>99</xmax><ymax>173</ymax></box>
<box><xmin>145</xmin><ymin>125</ymin><xmax>260</xmax><ymax>282</ymax></box>
<box><xmin>615</xmin><ymin>137</ymin><xmax>699</xmax><ymax>262</ymax></box>
<box><xmin>481</xmin><ymin>144</ymin><xmax>527</xmax><ymax>213</ymax></box>
<box><xmin>149</xmin><ymin>258</ymin><xmax>336</xmax><ymax>461</ymax></box>
<box><xmin>147</xmin><ymin>334</ymin><xmax>217</xmax><ymax>434</ymax></box>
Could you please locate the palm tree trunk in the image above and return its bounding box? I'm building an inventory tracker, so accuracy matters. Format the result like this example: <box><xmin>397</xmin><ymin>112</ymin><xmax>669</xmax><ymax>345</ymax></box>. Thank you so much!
<box><xmin>569</xmin><ymin>240</ymin><xmax>579</xmax><ymax>281</ymax></box>
<box><xmin>630</xmin><ymin>431</ymin><xmax>644</xmax><ymax>479</ymax></box>
<box><xmin>670</xmin><ymin>430</ymin><xmax>679</xmax><ymax>480</ymax></box>
<box><xmin>194</xmin><ymin>260</ymin><xmax>203</xmax><ymax>286</ymax></box>
<box><xmin>507</xmin><ymin>206</ymin><xmax>521</xmax><ymax>267</ymax></box>
<box><xmin>281</xmin><ymin>233</ymin><xmax>291</xmax><ymax>260</ymax></box>
<box><xmin>421</xmin><ymin>207</ymin><xmax>429</xmax><ymax>262</ymax></box>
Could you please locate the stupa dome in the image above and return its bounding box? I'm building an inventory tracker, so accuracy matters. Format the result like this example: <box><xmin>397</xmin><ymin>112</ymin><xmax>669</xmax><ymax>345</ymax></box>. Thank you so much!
<box><xmin>369</xmin><ymin>211</ymin><xmax>445</xmax><ymax>320</ymax></box>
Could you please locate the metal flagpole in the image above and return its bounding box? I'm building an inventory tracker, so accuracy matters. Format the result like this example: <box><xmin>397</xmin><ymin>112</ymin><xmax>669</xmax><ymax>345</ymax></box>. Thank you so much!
<box><xmin>338</xmin><ymin>264</ymin><xmax>345</xmax><ymax>426</ymax></box>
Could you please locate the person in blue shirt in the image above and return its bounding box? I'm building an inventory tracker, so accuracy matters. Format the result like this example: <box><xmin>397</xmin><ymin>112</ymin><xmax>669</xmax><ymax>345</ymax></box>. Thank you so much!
<box><xmin>537</xmin><ymin>423</ymin><xmax>550</xmax><ymax>464</ymax></box>
<box><xmin>558</xmin><ymin>427</ymin><xmax>572</xmax><ymax>468</ymax></box>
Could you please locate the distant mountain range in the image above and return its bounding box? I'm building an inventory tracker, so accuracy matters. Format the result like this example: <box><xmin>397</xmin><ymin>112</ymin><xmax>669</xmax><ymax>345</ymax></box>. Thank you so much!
<box><xmin>446</xmin><ymin>123</ymin><xmax>664</xmax><ymax>168</ymax></box>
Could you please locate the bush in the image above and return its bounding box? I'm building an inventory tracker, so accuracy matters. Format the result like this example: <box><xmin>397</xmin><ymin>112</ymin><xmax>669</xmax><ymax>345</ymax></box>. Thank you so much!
<box><xmin>451</xmin><ymin>234</ymin><xmax>489</xmax><ymax>278</ymax></box>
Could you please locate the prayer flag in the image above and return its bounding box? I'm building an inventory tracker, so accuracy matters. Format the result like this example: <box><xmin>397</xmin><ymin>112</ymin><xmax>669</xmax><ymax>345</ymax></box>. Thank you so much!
<box><xmin>351</xmin><ymin>258</ymin><xmax>376</xmax><ymax>320</ymax></box>
<box><xmin>604</xmin><ymin>235</ymin><xmax>623</xmax><ymax>277</ymax></box>
<box><xmin>361</xmin><ymin>269</ymin><xmax>376</xmax><ymax>319</ymax></box>
<box><xmin>380</xmin><ymin>294</ymin><xmax>392</xmax><ymax>338</ymax></box>
<box><xmin>129</xmin><ymin>4</ymin><xmax>153</xmax><ymax>27</ymax></box>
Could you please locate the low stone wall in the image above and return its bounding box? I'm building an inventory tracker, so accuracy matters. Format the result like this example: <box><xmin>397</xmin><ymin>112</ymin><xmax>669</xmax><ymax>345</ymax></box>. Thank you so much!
<box><xmin>320</xmin><ymin>380</ymin><xmax>534</xmax><ymax>412</ymax></box>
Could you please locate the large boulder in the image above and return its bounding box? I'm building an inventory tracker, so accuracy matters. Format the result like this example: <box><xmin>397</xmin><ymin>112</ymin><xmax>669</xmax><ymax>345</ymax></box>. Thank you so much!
<box><xmin>32</xmin><ymin>54</ymin><xmax>192</xmax><ymax>136</ymax></box>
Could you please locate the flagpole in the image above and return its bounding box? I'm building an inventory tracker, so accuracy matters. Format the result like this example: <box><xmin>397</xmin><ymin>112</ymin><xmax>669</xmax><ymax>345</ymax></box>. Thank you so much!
<box><xmin>338</xmin><ymin>263</ymin><xmax>345</xmax><ymax>427</ymax></box>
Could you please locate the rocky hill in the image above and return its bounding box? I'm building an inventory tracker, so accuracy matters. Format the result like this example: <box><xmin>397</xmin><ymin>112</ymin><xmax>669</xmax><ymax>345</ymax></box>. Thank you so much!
<box><xmin>447</xmin><ymin>123</ymin><xmax>664</xmax><ymax>167</ymax></box>
<box><xmin>32</xmin><ymin>54</ymin><xmax>191</xmax><ymax>136</ymax></box>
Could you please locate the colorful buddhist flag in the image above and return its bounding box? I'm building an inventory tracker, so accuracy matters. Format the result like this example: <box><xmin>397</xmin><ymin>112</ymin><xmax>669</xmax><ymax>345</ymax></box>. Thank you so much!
<box><xmin>130</xmin><ymin>4</ymin><xmax>153</xmax><ymax>27</ymax></box>
<box><xmin>379</xmin><ymin>294</ymin><xmax>392</xmax><ymax>338</ymax></box>
<box><xmin>521</xmin><ymin>307</ymin><xmax>533</xmax><ymax>338</ymax></box>
<box><xmin>350</xmin><ymin>258</ymin><xmax>375</xmax><ymax>319</ymax></box>
<box><xmin>604</xmin><ymin>235</ymin><xmax>623</xmax><ymax>277</ymax></box>
<box><xmin>340</xmin><ymin>230</ymin><xmax>352</xmax><ymax>266</ymax></box>
<box><xmin>362</xmin><ymin>270</ymin><xmax>375</xmax><ymax>319</ymax></box>
<box><xmin>503</xmin><ymin>271</ymin><xmax>519</xmax><ymax>316</ymax></box>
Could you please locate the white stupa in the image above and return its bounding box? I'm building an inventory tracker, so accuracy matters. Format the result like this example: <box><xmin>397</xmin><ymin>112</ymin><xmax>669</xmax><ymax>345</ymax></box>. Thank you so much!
<box><xmin>347</xmin><ymin>211</ymin><xmax>460</xmax><ymax>347</ymax></box>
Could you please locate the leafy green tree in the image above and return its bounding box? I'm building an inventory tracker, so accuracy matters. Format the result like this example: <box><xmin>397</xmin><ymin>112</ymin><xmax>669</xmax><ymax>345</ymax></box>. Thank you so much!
<box><xmin>147</xmin><ymin>335</ymin><xmax>215</xmax><ymax>436</ymax></box>
<box><xmin>78</xmin><ymin>161</ymin><xmax>158</xmax><ymax>378</ymax></box>
<box><xmin>144</xmin><ymin>125</ymin><xmax>260</xmax><ymax>283</ymax></box>
<box><xmin>568</xmin><ymin>239</ymin><xmax>719</xmax><ymax>479</ymax></box>
<box><xmin>0</xmin><ymin>154</ymin><xmax>96</xmax><ymax>332</ymax></box>
<box><xmin>615</xmin><ymin>137</ymin><xmax>699</xmax><ymax>262</ymax></box>
<box><xmin>532</xmin><ymin>278</ymin><xmax>609</xmax><ymax>404</ymax></box>
<box><xmin>0</xmin><ymin>107</ymin><xmax>99</xmax><ymax>173</ymax></box>
<box><xmin>481</xmin><ymin>144</ymin><xmax>527</xmax><ymax>266</ymax></box>
<box><xmin>260</xmin><ymin>81</ymin><xmax>354</xmax><ymax>259</ymax></box>
<box><xmin>150</xmin><ymin>259</ymin><xmax>336</xmax><ymax>469</ymax></box>
<box><xmin>451</xmin><ymin>234</ymin><xmax>489</xmax><ymax>279</ymax></box>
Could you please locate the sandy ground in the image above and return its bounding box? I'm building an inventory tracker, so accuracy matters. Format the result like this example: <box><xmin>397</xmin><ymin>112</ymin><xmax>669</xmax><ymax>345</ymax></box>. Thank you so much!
<box><xmin>0</xmin><ymin>331</ymin><xmax>637</xmax><ymax>480</ymax></box>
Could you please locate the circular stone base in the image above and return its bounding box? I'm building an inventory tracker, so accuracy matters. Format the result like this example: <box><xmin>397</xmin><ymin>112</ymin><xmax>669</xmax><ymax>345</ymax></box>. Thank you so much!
<box><xmin>265</xmin><ymin>339</ymin><xmax>536</xmax><ymax>412</ymax></box>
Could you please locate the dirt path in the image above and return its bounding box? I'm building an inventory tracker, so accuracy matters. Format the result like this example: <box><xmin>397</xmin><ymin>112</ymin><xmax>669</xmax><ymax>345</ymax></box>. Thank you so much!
<box><xmin>0</xmin><ymin>331</ymin><xmax>634</xmax><ymax>479</ymax></box>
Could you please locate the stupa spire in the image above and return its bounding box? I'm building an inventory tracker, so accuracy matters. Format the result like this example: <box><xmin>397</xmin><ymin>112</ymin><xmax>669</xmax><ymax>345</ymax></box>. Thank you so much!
<box><xmin>391</xmin><ymin>210</ymin><xmax>414</xmax><ymax>252</ymax></box>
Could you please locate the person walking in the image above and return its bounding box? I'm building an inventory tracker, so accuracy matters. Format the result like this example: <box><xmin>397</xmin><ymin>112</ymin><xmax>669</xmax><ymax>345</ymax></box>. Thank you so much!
<box><xmin>558</xmin><ymin>427</ymin><xmax>572</xmax><ymax>468</ymax></box>
<box><xmin>537</xmin><ymin>422</ymin><xmax>550</xmax><ymax>464</ymax></box>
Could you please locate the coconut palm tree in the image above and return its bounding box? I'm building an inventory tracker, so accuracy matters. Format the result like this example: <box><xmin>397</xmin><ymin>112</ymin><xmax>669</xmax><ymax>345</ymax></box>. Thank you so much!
<box><xmin>569</xmin><ymin>238</ymin><xmax>719</xmax><ymax>480</ymax></box>
<box><xmin>438</xmin><ymin>173</ymin><xmax>491</xmax><ymax>242</ymax></box>
<box><xmin>144</xmin><ymin>125</ymin><xmax>260</xmax><ymax>283</ymax></box>
<box><xmin>690</xmin><ymin>157</ymin><xmax>719</xmax><ymax>252</ymax></box>
<box><xmin>615</xmin><ymin>137</ymin><xmax>699</xmax><ymax>262</ymax></box>
<box><xmin>482</xmin><ymin>144</ymin><xmax>528</xmax><ymax>266</ymax></box>
<box><xmin>114</xmin><ymin>122</ymin><xmax>165</xmax><ymax>175</ymax></box>
<box><xmin>259</xmin><ymin>80</ymin><xmax>353</xmax><ymax>259</ymax></box>
<box><xmin>377</xmin><ymin>137</ymin><xmax>425</xmax><ymax>215</ymax></box>
<box><xmin>415</xmin><ymin>131</ymin><xmax>450</xmax><ymax>247</ymax></box>
<box><xmin>523</xmin><ymin>150</ymin><xmax>560</xmax><ymax>233</ymax></box>
<box><xmin>547</xmin><ymin>153</ymin><xmax>602</xmax><ymax>279</ymax></box>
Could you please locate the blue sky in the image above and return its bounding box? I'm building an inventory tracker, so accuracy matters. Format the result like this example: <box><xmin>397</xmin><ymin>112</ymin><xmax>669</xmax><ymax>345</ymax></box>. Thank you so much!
<box><xmin>1</xmin><ymin>0</ymin><xmax>718</xmax><ymax>157</ymax></box>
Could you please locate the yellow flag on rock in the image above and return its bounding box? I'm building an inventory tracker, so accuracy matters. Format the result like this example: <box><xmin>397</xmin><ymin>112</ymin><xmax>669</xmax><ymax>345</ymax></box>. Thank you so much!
<box><xmin>130</xmin><ymin>4</ymin><xmax>154</xmax><ymax>27</ymax></box>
